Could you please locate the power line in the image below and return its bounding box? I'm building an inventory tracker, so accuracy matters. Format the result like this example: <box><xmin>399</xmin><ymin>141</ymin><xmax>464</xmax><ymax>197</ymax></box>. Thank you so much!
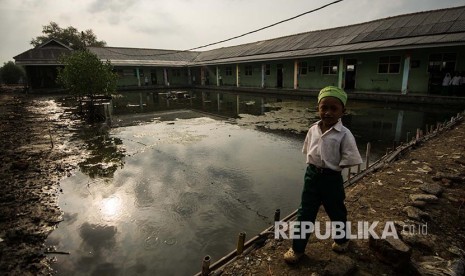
<box><xmin>187</xmin><ymin>0</ymin><xmax>343</xmax><ymax>51</ymax></box>
<box><xmin>101</xmin><ymin>0</ymin><xmax>344</xmax><ymax>58</ymax></box>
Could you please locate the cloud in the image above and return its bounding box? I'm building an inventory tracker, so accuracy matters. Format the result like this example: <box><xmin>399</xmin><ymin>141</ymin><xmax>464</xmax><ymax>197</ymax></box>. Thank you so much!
<box><xmin>87</xmin><ymin>0</ymin><xmax>139</xmax><ymax>14</ymax></box>
<box><xmin>86</xmin><ymin>0</ymin><xmax>140</xmax><ymax>25</ymax></box>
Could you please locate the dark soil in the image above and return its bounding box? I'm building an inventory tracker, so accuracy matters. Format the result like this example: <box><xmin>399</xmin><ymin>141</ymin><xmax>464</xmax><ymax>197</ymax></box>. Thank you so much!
<box><xmin>0</xmin><ymin>92</ymin><xmax>86</xmax><ymax>275</ymax></box>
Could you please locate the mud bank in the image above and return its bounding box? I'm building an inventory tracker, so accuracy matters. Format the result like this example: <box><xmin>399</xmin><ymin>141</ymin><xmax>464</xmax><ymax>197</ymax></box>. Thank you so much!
<box><xmin>0</xmin><ymin>92</ymin><xmax>86</xmax><ymax>275</ymax></box>
<box><xmin>205</xmin><ymin>117</ymin><xmax>465</xmax><ymax>275</ymax></box>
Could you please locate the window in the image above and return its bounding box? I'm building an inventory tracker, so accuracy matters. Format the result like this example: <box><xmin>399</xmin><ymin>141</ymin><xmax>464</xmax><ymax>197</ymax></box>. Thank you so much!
<box><xmin>428</xmin><ymin>53</ymin><xmax>456</xmax><ymax>73</ymax></box>
<box><xmin>299</xmin><ymin>62</ymin><xmax>308</xmax><ymax>75</ymax></box>
<box><xmin>225</xmin><ymin>67</ymin><xmax>232</xmax><ymax>76</ymax></box>
<box><xmin>322</xmin><ymin>60</ymin><xmax>338</xmax><ymax>75</ymax></box>
<box><xmin>378</xmin><ymin>56</ymin><xmax>401</xmax><ymax>74</ymax></box>
<box><xmin>245</xmin><ymin>66</ymin><xmax>253</xmax><ymax>76</ymax></box>
<box><xmin>265</xmin><ymin>64</ymin><xmax>271</xmax><ymax>75</ymax></box>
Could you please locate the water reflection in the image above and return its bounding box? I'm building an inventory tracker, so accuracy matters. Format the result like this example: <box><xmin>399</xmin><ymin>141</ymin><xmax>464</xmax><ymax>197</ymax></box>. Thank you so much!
<box><xmin>109</xmin><ymin>89</ymin><xmax>461</xmax><ymax>156</ymax></box>
<box><xmin>47</xmin><ymin>90</ymin><xmax>461</xmax><ymax>275</ymax></box>
<box><xmin>75</xmin><ymin>125</ymin><xmax>125</xmax><ymax>178</ymax></box>
<box><xmin>100</xmin><ymin>196</ymin><xmax>122</xmax><ymax>219</ymax></box>
<box><xmin>48</xmin><ymin>113</ymin><xmax>305</xmax><ymax>275</ymax></box>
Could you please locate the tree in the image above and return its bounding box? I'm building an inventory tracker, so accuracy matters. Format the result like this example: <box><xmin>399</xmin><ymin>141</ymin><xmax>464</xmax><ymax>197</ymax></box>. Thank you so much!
<box><xmin>0</xmin><ymin>61</ymin><xmax>26</xmax><ymax>85</ymax></box>
<box><xmin>57</xmin><ymin>50</ymin><xmax>118</xmax><ymax>98</ymax></box>
<box><xmin>31</xmin><ymin>22</ymin><xmax>106</xmax><ymax>50</ymax></box>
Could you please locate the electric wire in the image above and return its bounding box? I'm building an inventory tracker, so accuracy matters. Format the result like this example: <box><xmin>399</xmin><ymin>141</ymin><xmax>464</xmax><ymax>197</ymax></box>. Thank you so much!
<box><xmin>100</xmin><ymin>0</ymin><xmax>344</xmax><ymax>58</ymax></box>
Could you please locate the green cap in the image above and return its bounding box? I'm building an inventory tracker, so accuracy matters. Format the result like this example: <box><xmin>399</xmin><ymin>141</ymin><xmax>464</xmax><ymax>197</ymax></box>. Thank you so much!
<box><xmin>318</xmin><ymin>86</ymin><xmax>347</xmax><ymax>106</ymax></box>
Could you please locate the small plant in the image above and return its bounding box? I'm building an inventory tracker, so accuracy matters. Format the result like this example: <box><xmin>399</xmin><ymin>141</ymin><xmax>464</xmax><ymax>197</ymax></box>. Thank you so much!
<box><xmin>57</xmin><ymin>50</ymin><xmax>118</xmax><ymax>121</ymax></box>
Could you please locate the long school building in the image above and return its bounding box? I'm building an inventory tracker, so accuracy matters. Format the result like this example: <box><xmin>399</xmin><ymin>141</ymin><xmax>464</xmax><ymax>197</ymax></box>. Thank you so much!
<box><xmin>14</xmin><ymin>5</ymin><xmax>465</xmax><ymax>96</ymax></box>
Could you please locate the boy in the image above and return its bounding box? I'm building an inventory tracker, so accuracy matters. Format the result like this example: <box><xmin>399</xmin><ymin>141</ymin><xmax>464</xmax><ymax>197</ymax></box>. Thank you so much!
<box><xmin>284</xmin><ymin>86</ymin><xmax>362</xmax><ymax>264</ymax></box>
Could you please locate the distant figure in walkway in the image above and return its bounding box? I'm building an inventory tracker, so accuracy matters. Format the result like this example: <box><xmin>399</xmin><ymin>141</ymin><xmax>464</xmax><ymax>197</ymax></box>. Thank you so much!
<box><xmin>442</xmin><ymin>73</ymin><xmax>451</xmax><ymax>96</ymax></box>
<box><xmin>450</xmin><ymin>72</ymin><xmax>462</xmax><ymax>96</ymax></box>
<box><xmin>145</xmin><ymin>76</ymin><xmax>149</xmax><ymax>86</ymax></box>
<box><xmin>283</xmin><ymin>86</ymin><xmax>363</xmax><ymax>264</ymax></box>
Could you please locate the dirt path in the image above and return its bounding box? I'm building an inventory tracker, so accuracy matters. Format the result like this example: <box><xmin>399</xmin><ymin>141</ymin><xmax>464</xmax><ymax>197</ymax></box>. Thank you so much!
<box><xmin>0</xmin><ymin>92</ymin><xmax>85</xmax><ymax>275</ymax></box>
<box><xmin>217</xmin><ymin>116</ymin><xmax>465</xmax><ymax>275</ymax></box>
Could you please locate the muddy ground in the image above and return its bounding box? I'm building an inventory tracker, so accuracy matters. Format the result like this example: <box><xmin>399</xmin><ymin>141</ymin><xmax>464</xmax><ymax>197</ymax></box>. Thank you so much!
<box><xmin>0</xmin><ymin>90</ymin><xmax>464</xmax><ymax>275</ymax></box>
<box><xmin>0</xmin><ymin>91</ymin><xmax>87</xmax><ymax>275</ymax></box>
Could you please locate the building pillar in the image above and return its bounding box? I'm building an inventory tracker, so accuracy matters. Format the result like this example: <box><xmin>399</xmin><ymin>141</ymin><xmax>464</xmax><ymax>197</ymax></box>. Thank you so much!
<box><xmin>236</xmin><ymin>64</ymin><xmax>240</xmax><ymax>87</ymax></box>
<box><xmin>294</xmin><ymin>60</ymin><xmax>299</xmax><ymax>89</ymax></box>
<box><xmin>201</xmin><ymin>67</ymin><xmax>205</xmax><ymax>86</ymax></box>
<box><xmin>163</xmin><ymin>68</ymin><xmax>169</xmax><ymax>86</ymax></box>
<box><xmin>136</xmin><ymin>68</ymin><xmax>141</xmax><ymax>87</ymax></box>
<box><xmin>395</xmin><ymin>110</ymin><xmax>404</xmax><ymax>142</ymax></box>
<box><xmin>261</xmin><ymin>63</ymin><xmax>265</xmax><ymax>88</ymax></box>
<box><xmin>338</xmin><ymin>57</ymin><xmax>344</xmax><ymax>89</ymax></box>
<box><xmin>401</xmin><ymin>54</ymin><xmax>410</xmax><ymax>94</ymax></box>
<box><xmin>216</xmin><ymin>66</ymin><xmax>220</xmax><ymax>86</ymax></box>
<box><xmin>202</xmin><ymin>91</ymin><xmax>206</xmax><ymax>108</ymax></box>
<box><xmin>188</xmin><ymin>68</ymin><xmax>192</xmax><ymax>85</ymax></box>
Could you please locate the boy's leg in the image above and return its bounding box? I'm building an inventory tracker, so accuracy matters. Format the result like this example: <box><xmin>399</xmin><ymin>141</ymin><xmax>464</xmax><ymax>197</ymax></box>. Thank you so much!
<box><xmin>321</xmin><ymin>174</ymin><xmax>348</xmax><ymax>245</ymax></box>
<box><xmin>292</xmin><ymin>166</ymin><xmax>322</xmax><ymax>253</ymax></box>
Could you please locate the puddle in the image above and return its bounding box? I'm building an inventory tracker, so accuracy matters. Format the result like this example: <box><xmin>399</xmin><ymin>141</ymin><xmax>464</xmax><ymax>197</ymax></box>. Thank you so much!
<box><xmin>47</xmin><ymin>110</ymin><xmax>305</xmax><ymax>275</ymax></box>
<box><xmin>46</xmin><ymin>91</ymin><xmax>462</xmax><ymax>275</ymax></box>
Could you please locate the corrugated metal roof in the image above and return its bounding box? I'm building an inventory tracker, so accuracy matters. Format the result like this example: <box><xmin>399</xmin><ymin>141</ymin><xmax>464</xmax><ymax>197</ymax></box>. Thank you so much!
<box><xmin>193</xmin><ymin>32</ymin><xmax>465</xmax><ymax>65</ymax></box>
<box><xmin>14</xmin><ymin>41</ymin><xmax>72</xmax><ymax>65</ymax></box>
<box><xmin>87</xmin><ymin>47</ymin><xmax>200</xmax><ymax>66</ymax></box>
<box><xmin>193</xmin><ymin>5</ymin><xmax>465</xmax><ymax>64</ymax></box>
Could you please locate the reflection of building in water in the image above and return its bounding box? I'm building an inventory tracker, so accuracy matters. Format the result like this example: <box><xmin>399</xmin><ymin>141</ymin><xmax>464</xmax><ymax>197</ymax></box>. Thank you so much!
<box><xmin>348</xmin><ymin>108</ymin><xmax>425</xmax><ymax>146</ymax></box>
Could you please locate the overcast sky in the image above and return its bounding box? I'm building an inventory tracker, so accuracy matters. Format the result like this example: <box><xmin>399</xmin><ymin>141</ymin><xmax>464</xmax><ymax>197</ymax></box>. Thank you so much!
<box><xmin>1</xmin><ymin>0</ymin><xmax>464</xmax><ymax>65</ymax></box>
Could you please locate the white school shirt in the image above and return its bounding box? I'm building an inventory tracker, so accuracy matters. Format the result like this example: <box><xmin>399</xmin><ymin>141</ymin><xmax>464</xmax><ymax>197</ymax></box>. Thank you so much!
<box><xmin>302</xmin><ymin>119</ymin><xmax>362</xmax><ymax>171</ymax></box>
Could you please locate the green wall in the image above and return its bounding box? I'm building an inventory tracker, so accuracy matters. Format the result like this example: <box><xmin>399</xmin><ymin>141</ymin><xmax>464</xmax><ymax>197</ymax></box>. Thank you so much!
<box><xmin>355</xmin><ymin>52</ymin><xmax>403</xmax><ymax>92</ymax></box>
<box><xmin>238</xmin><ymin>63</ymin><xmax>261</xmax><ymax>88</ymax></box>
<box><xmin>297</xmin><ymin>57</ymin><xmax>339</xmax><ymax>89</ymax></box>
<box><xmin>111</xmin><ymin>45</ymin><xmax>465</xmax><ymax>94</ymax></box>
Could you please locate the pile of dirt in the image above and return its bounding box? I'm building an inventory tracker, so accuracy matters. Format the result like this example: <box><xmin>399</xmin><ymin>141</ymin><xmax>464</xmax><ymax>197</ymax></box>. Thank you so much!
<box><xmin>217</xmin><ymin>117</ymin><xmax>465</xmax><ymax>275</ymax></box>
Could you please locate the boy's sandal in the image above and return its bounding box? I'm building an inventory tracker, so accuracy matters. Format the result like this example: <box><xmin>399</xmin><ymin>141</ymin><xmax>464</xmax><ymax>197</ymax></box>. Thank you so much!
<box><xmin>283</xmin><ymin>248</ymin><xmax>304</xmax><ymax>264</ymax></box>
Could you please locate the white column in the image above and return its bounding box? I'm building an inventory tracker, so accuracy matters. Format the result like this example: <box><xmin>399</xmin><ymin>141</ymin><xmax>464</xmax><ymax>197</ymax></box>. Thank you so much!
<box><xmin>163</xmin><ymin>68</ymin><xmax>168</xmax><ymax>86</ymax></box>
<box><xmin>338</xmin><ymin>57</ymin><xmax>344</xmax><ymax>88</ymax></box>
<box><xmin>236</xmin><ymin>64</ymin><xmax>240</xmax><ymax>87</ymax></box>
<box><xmin>294</xmin><ymin>60</ymin><xmax>299</xmax><ymax>89</ymax></box>
<box><xmin>261</xmin><ymin>63</ymin><xmax>265</xmax><ymax>88</ymax></box>
<box><xmin>395</xmin><ymin>110</ymin><xmax>404</xmax><ymax>142</ymax></box>
<box><xmin>187</xmin><ymin>68</ymin><xmax>192</xmax><ymax>85</ymax></box>
<box><xmin>216</xmin><ymin>66</ymin><xmax>220</xmax><ymax>86</ymax></box>
<box><xmin>201</xmin><ymin>67</ymin><xmax>205</xmax><ymax>86</ymax></box>
<box><xmin>401</xmin><ymin>55</ymin><xmax>410</xmax><ymax>94</ymax></box>
<box><xmin>136</xmin><ymin>68</ymin><xmax>141</xmax><ymax>87</ymax></box>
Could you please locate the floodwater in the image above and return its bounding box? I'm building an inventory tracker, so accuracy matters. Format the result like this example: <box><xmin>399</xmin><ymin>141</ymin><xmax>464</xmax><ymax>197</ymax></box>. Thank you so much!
<box><xmin>46</xmin><ymin>90</ymin><xmax>461</xmax><ymax>275</ymax></box>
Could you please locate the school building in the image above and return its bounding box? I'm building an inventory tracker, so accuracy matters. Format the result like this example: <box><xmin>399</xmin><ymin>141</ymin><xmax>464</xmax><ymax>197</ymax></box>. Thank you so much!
<box><xmin>14</xmin><ymin>5</ymin><xmax>465</xmax><ymax>96</ymax></box>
